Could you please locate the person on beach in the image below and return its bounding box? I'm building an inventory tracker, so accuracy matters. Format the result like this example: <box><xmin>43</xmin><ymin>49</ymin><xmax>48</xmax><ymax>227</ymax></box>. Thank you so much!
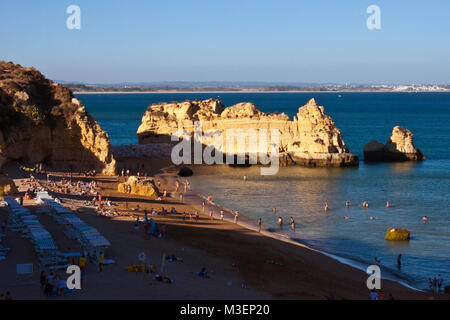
<box><xmin>345</xmin><ymin>200</ymin><xmax>350</xmax><ymax>208</ymax></box>
<box><xmin>428</xmin><ymin>278</ymin><xmax>434</xmax><ymax>291</ymax></box>
<box><xmin>243</xmin><ymin>175</ymin><xmax>247</xmax><ymax>182</ymax></box>
<box><xmin>202</xmin><ymin>200</ymin><xmax>206</xmax><ymax>212</ymax></box>
<box><xmin>220</xmin><ymin>210</ymin><xmax>224</xmax><ymax>221</ymax></box>
<box><xmin>397</xmin><ymin>254</ymin><xmax>402</xmax><ymax>269</ymax></box>
<box><xmin>258</xmin><ymin>218</ymin><xmax>262</xmax><ymax>232</ymax></box>
<box><xmin>195</xmin><ymin>211</ymin><xmax>199</xmax><ymax>221</ymax></box>
<box><xmin>180</xmin><ymin>193</ymin><xmax>183</xmax><ymax>203</ymax></box>
<box><xmin>209</xmin><ymin>210</ymin><xmax>213</xmax><ymax>220</ymax></box>
<box><xmin>437</xmin><ymin>274</ymin><xmax>443</xmax><ymax>293</ymax></box>
<box><xmin>433</xmin><ymin>277</ymin><xmax>437</xmax><ymax>292</ymax></box>
<box><xmin>369</xmin><ymin>289</ymin><xmax>378</xmax><ymax>300</ymax></box>
<box><xmin>290</xmin><ymin>217</ymin><xmax>295</xmax><ymax>231</ymax></box>
<box><xmin>98</xmin><ymin>251</ymin><xmax>104</xmax><ymax>273</ymax></box>
<box><xmin>324</xmin><ymin>202</ymin><xmax>329</xmax><ymax>211</ymax></box>
<box><xmin>234</xmin><ymin>211</ymin><xmax>239</xmax><ymax>223</ymax></box>
<box><xmin>278</xmin><ymin>216</ymin><xmax>283</xmax><ymax>230</ymax></box>
<box><xmin>423</xmin><ymin>216</ymin><xmax>428</xmax><ymax>223</ymax></box>
<box><xmin>273</xmin><ymin>207</ymin><xmax>277</xmax><ymax>214</ymax></box>
<box><xmin>386</xmin><ymin>201</ymin><xmax>390</xmax><ymax>208</ymax></box>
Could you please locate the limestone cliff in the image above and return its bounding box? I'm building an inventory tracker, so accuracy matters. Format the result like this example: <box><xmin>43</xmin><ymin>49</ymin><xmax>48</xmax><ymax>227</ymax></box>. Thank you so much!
<box><xmin>137</xmin><ymin>98</ymin><xmax>358</xmax><ymax>167</ymax></box>
<box><xmin>0</xmin><ymin>61</ymin><xmax>116</xmax><ymax>174</ymax></box>
<box><xmin>364</xmin><ymin>126</ymin><xmax>425</xmax><ymax>162</ymax></box>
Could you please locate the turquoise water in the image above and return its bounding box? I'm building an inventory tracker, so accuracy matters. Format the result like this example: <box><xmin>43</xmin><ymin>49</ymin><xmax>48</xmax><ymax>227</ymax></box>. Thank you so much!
<box><xmin>77</xmin><ymin>92</ymin><xmax>450</xmax><ymax>289</ymax></box>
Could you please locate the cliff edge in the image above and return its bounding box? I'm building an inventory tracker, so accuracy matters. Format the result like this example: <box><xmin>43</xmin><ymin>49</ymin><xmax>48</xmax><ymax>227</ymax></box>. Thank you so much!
<box><xmin>0</xmin><ymin>61</ymin><xmax>116</xmax><ymax>174</ymax></box>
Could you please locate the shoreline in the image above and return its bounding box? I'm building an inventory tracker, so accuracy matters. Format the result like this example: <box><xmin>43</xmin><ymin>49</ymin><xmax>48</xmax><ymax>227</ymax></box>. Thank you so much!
<box><xmin>161</xmin><ymin>167</ymin><xmax>423</xmax><ymax>293</ymax></box>
<box><xmin>73</xmin><ymin>90</ymin><xmax>450</xmax><ymax>94</ymax></box>
<box><xmin>1</xmin><ymin>161</ymin><xmax>438</xmax><ymax>299</ymax></box>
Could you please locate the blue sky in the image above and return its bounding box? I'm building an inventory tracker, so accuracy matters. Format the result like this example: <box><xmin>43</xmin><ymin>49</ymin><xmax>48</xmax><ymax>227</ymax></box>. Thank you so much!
<box><xmin>1</xmin><ymin>0</ymin><xmax>449</xmax><ymax>83</ymax></box>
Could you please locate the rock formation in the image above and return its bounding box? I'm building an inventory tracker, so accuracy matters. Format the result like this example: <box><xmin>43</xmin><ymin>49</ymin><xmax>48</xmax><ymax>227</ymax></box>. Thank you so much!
<box><xmin>137</xmin><ymin>98</ymin><xmax>358</xmax><ymax>167</ymax></box>
<box><xmin>118</xmin><ymin>176</ymin><xmax>159</xmax><ymax>197</ymax></box>
<box><xmin>0</xmin><ymin>174</ymin><xmax>18</xmax><ymax>196</ymax></box>
<box><xmin>385</xmin><ymin>228</ymin><xmax>410</xmax><ymax>241</ymax></box>
<box><xmin>364</xmin><ymin>126</ymin><xmax>425</xmax><ymax>162</ymax></box>
<box><xmin>0</xmin><ymin>61</ymin><xmax>116</xmax><ymax>174</ymax></box>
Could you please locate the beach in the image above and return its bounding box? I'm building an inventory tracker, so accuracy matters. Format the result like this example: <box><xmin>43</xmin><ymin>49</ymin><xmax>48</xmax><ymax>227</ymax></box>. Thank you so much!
<box><xmin>0</xmin><ymin>159</ymin><xmax>444</xmax><ymax>300</ymax></box>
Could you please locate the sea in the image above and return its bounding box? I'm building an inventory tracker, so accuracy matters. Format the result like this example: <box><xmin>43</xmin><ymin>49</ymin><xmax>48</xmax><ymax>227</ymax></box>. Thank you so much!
<box><xmin>76</xmin><ymin>92</ymin><xmax>450</xmax><ymax>290</ymax></box>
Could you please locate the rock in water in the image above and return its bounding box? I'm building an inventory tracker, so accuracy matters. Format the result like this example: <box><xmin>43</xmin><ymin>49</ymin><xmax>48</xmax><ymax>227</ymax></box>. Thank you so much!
<box><xmin>288</xmin><ymin>99</ymin><xmax>359</xmax><ymax>167</ymax></box>
<box><xmin>364</xmin><ymin>126</ymin><xmax>425</xmax><ymax>162</ymax></box>
<box><xmin>385</xmin><ymin>228</ymin><xmax>410</xmax><ymax>241</ymax></box>
<box><xmin>137</xmin><ymin>98</ymin><xmax>358</xmax><ymax>168</ymax></box>
<box><xmin>118</xmin><ymin>176</ymin><xmax>159</xmax><ymax>197</ymax></box>
<box><xmin>0</xmin><ymin>61</ymin><xmax>116</xmax><ymax>174</ymax></box>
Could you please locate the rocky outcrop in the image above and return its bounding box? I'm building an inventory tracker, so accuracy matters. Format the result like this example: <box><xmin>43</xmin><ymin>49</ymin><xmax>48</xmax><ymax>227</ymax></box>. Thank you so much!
<box><xmin>0</xmin><ymin>174</ymin><xmax>18</xmax><ymax>196</ymax></box>
<box><xmin>364</xmin><ymin>126</ymin><xmax>425</xmax><ymax>162</ymax></box>
<box><xmin>0</xmin><ymin>61</ymin><xmax>116</xmax><ymax>174</ymax></box>
<box><xmin>137</xmin><ymin>98</ymin><xmax>358</xmax><ymax>167</ymax></box>
<box><xmin>385</xmin><ymin>228</ymin><xmax>410</xmax><ymax>241</ymax></box>
<box><xmin>118</xmin><ymin>176</ymin><xmax>159</xmax><ymax>197</ymax></box>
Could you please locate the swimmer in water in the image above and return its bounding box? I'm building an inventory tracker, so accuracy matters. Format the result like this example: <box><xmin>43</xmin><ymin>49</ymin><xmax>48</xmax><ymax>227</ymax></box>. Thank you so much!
<box><xmin>345</xmin><ymin>200</ymin><xmax>350</xmax><ymax>208</ymax></box>
<box><xmin>344</xmin><ymin>215</ymin><xmax>349</xmax><ymax>220</ymax></box>
<box><xmin>386</xmin><ymin>201</ymin><xmax>390</xmax><ymax>208</ymax></box>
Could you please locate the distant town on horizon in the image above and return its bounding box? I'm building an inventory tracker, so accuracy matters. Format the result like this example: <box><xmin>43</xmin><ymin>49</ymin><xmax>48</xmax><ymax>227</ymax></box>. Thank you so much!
<box><xmin>60</xmin><ymin>81</ymin><xmax>450</xmax><ymax>93</ymax></box>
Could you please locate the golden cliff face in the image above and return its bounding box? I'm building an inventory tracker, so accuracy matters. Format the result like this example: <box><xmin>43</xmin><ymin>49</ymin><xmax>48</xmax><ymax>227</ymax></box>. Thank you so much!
<box><xmin>137</xmin><ymin>98</ymin><xmax>358</xmax><ymax>167</ymax></box>
<box><xmin>0</xmin><ymin>61</ymin><xmax>116</xmax><ymax>174</ymax></box>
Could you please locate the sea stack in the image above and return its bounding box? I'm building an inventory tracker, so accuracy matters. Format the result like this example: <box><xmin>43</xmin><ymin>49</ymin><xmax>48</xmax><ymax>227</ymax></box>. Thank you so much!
<box><xmin>137</xmin><ymin>98</ymin><xmax>359</xmax><ymax>167</ymax></box>
<box><xmin>364</xmin><ymin>126</ymin><xmax>425</xmax><ymax>162</ymax></box>
<box><xmin>287</xmin><ymin>99</ymin><xmax>359</xmax><ymax>167</ymax></box>
<box><xmin>0</xmin><ymin>61</ymin><xmax>116</xmax><ymax>174</ymax></box>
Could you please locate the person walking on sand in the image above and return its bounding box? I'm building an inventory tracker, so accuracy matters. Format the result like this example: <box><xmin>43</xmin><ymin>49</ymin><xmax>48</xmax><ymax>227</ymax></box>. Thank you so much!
<box><xmin>243</xmin><ymin>175</ymin><xmax>247</xmax><ymax>182</ymax></box>
<box><xmin>220</xmin><ymin>210</ymin><xmax>224</xmax><ymax>221</ymax></box>
<box><xmin>258</xmin><ymin>218</ymin><xmax>262</xmax><ymax>232</ymax></box>
<box><xmin>278</xmin><ymin>216</ymin><xmax>283</xmax><ymax>230</ymax></box>
<box><xmin>437</xmin><ymin>274</ymin><xmax>444</xmax><ymax>293</ymax></box>
<box><xmin>234</xmin><ymin>211</ymin><xmax>239</xmax><ymax>223</ymax></box>
<box><xmin>290</xmin><ymin>217</ymin><xmax>295</xmax><ymax>231</ymax></box>
<box><xmin>202</xmin><ymin>200</ymin><xmax>206</xmax><ymax>212</ymax></box>
<box><xmin>195</xmin><ymin>211</ymin><xmax>199</xmax><ymax>221</ymax></box>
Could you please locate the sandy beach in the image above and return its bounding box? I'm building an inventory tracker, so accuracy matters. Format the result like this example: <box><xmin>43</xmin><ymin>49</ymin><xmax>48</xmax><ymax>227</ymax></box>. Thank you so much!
<box><xmin>0</xmin><ymin>160</ymin><xmax>446</xmax><ymax>300</ymax></box>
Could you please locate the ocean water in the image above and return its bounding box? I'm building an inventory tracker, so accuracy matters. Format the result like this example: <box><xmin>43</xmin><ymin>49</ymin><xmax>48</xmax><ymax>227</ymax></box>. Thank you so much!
<box><xmin>77</xmin><ymin>92</ymin><xmax>450</xmax><ymax>289</ymax></box>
